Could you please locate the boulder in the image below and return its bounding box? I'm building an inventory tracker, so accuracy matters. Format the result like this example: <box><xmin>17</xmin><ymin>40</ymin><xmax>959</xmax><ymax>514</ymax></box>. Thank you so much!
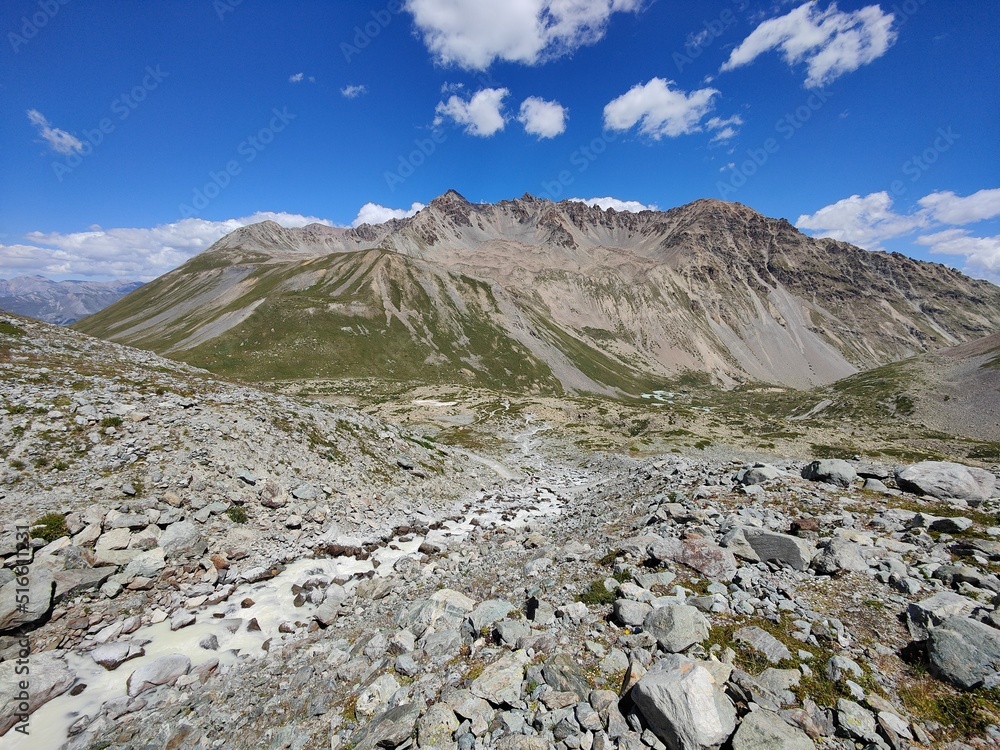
<box><xmin>471</xmin><ymin>651</ymin><xmax>528</xmax><ymax>707</ymax></box>
<box><xmin>349</xmin><ymin>703</ymin><xmax>420</xmax><ymax>750</ymax></box>
<box><xmin>0</xmin><ymin>564</ymin><xmax>55</xmax><ymax>632</ymax></box>
<box><xmin>396</xmin><ymin>588</ymin><xmax>475</xmax><ymax>630</ymax></box>
<box><xmin>468</xmin><ymin>599</ymin><xmax>515</xmax><ymax>632</ymax></box>
<box><xmin>631</xmin><ymin>654</ymin><xmax>737</xmax><ymax>750</ymax></box>
<box><xmin>542</xmin><ymin>653</ymin><xmax>592</xmax><ymax>700</ymax></box>
<box><xmin>801</xmin><ymin>460</ymin><xmax>857</xmax><ymax>488</ymax></box>
<box><xmin>895</xmin><ymin>461</ymin><xmax>994</xmax><ymax>505</ymax></box>
<box><xmin>648</xmin><ymin>537</ymin><xmax>738</xmax><ymax>582</ymax></box>
<box><xmin>734</xmin><ymin>627</ymin><xmax>791</xmax><ymax>664</ymax></box>
<box><xmin>644</xmin><ymin>605</ymin><xmax>709</xmax><ymax>653</ymax></box>
<box><xmin>812</xmin><ymin>539</ymin><xmax>869</xmax><ymax>575</ymax></box>
<box><xmin>123</xmin><ymin>548</ymin><xmax>166</xmax><ymax>579</ymax></box>
<box><xmin>928</xmin><ymin>616</ymin><xmax>1000</xmax><ymax>689</ymax></box>
<box><xmin>126</xmin><ymin>653</ymin><xmax>191</xmax><ymax>697</ymax></box>
<box><xmin>905</xmin><ymin>591</ymin><xmax>978</xmax><ymax>640</ymax></box>
<box><xmin>158</xmin><ymin>521</ymin><xmax>207</xmax><ymax>559</ymax></box>
<box><xmin>614</xmin><ymin>598</ymin><xmax>653</xmax><ymax>628</ymax></box>
<box><xmin>736</xmin><ymin>528</ymin><xmax>814</xmax><ymax>571</ymax></box>
<box><xmin>417</xmin><ymin>703</ymin><xmax>459</xmax><ymax>749</ymax></box>
<box><xmin>0</xmin><ymin>651</ymin><xmax>75</xmax><ymax>734</ymax></box>
<box><xmin>731</xmin><ymin>709</ymin><xmax>816</xmax><ymax>750</ymax></box>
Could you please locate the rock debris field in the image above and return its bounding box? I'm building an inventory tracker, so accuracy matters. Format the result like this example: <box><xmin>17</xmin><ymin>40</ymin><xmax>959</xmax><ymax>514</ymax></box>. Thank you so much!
<box><xmin>2</xmin><ymin>313</ymin><xmax>1000</xmax><ymax>750</ymax></box>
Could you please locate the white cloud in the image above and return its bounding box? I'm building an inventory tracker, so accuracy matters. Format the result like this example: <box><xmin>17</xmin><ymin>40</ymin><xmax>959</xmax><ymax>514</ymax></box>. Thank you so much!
<box><xmin>518</xmin><ymin>97</ymin><xmax>568</xmax><ymax>139</ymax></box>
<box><xmin>706</xmin><ymin>114</ymin><xmax>743</xmax><ymax>143</ymax></box>
<box><xmin>351</xmin><ymin>202</ymin><xmax>425</xmax><ymax>227</ymax></box>
<box><xmin>434</xmin><ymin>87</ymin><xmax>509</xmax><ymax>136</ymax></box>
<box><xmin>917</xmin><ymin>229</ymin><xmax>1000</xmax><ymax>282</ymax></box>
<box><xmin>795</xmin><ymin>191</ymin><xmax>926</xmax><ymax>249</ymax></box>
<box><xmin>26</xmin><ymin>109</ymin><xmax>84</xmax><ymax>155</ymax></box>
<box><xmin>567</xmin><ymin>197</ymin><xmax>657</xmax><ymax>213</ymax></box>
<box><xmin>918</xmin><ymin>188</ymin><xmax>1000</xmax><ymax>225</ymax></box>
<box><xmin>341</xmin><ymin>84</ymin><xmax>368</xmax><ymax>99</ymax></box>
<box><xmin>603</xmin><ymin>78</ymin><xmax>718</xmax><ymax>139</ymax></box>
<box><xmin>405</xmin><ymin>0</ymin><xmax>643</xmax><ymax>70</ymax></box>
<box><xmin>720</xmin><ymin>1</ymin><xmax>897</xmax><ymax>88</ymax></box>
<box><xmin>1</xmin><ymin>212</ymin><xmax>334</xmax><ymax>282</ymax></box>
<box><xmin>797</xmin><ymin>188</ymin><xmax>1000</xmax><ymax>282</ymax></box>
<box><xmin>289</xmin><ymin>72</ymin><xmax>304</xmax><ymax>83</ymax></box>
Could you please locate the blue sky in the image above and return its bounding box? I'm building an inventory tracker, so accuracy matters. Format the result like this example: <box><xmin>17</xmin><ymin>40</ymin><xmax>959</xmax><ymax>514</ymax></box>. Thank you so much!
<box><xmin>1</xmin><ymin>0</ymin><xmax>998</xmax><ymax>281</ymax></box>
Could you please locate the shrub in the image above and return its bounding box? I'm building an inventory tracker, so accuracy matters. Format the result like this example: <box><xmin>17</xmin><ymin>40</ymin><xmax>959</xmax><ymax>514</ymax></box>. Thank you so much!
<box><xmin>32</xmin><ymin>512</ymin><xmax>69</xmax><ymax>543</ymax></box>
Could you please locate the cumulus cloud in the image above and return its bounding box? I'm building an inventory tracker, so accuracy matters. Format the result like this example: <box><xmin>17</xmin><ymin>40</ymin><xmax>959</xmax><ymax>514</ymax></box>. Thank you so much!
<box><xmin>406</xmin><ymin>0</ymin><xmax>643</xmax><ymax>70</ymax></box>
<box><xmin>706</xmin><ymin>114</ymin><xmax>744</xmax><ymax>143</ymax></box>
<box><xmin>341</xmin><ymin>84</ymin><xmax>368</xmax><ymax>99</ymax></box>
<box><xmin>518</xmin><ymin>97</ymin><xmax>568</xmax><ymax>138</ymax></box>
<box><xmin>797</xmin><ymin>188</ymin><xmax>1000</xmax><ymax>282</ymax></box>
<box><xmin>720</xmin><ymin>1</ymin><xmax>897</xmax><ymax>88</ymax></box>
<box><xmin>289</xmin><ymin>72</ymin><xmax>304</xmax><ymax>83</ymax></box>
<box><xmin>434</xmin><ymin>87</ymin><xmax>509</xmax><ymax>136</ymax></box>
<box><xmin>917</xmin><ymin>229</ymin><xmax>1000</xmax><ymax>282</ymax></box>
<box><xmin>27</xmin><ymin>109</ymin><xmax>84</xmax><ymax>155</ymax></box>
<box><xmin>918</xmin><ymin>188</ymin><xmax>1000</xmax><ymax>225</ymax></box>
<box><xmin>567</xmin><ymin>197</ymin><xmax>657</xmax><ymax>213</ymax></box>
<box><xmin>351</xmin><ymin>202</ymin><xmax>425</xmax><ymax>227</ymax></box>
<box><xmin>795</xmin><ymin>191</ymin><xmax>926</xmax><ymax>249</ymax></box>
<box><xmin>1</xmin><ymin>212</ymin><xmax>333</xmax><ymax>282</ymax></box>
<box><xmin>603</xmin><ymin>78</ymin><xmax>719</xmax><ymax>139</ymax></box>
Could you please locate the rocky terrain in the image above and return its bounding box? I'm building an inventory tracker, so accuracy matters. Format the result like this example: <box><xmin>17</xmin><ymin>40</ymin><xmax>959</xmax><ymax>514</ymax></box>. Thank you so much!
<box><xmin>0</xmin><ymin>277</ymin><xmax>142</xmax><ymax>326</ymax></box>
<box><xmin>4</xmin><ymin>313</ymin><xmax>1000</xmax><ymax>749</ymax></box>
<box><xmin>75</xmin><ymin>194</ymin><xmax>1000</xmax><ymax>393</ymax></box>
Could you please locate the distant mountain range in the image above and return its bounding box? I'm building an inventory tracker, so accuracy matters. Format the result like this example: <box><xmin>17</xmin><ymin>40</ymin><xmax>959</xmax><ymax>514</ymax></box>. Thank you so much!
<box><xmin>75</xmin><ymin>192</ymin><xmax>1000</xmax><ymax>395</ymax></box>
<box><xmin>0</xmin><ymin>275</ymin><xmax>143</xmax><ymax>325</ymax></box>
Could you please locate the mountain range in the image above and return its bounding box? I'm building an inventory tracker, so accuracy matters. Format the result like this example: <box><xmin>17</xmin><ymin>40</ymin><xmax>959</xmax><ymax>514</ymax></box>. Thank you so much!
<box><xmin>75</xmin><ymin>192</ymin><xmax>1000</xmax><ymax>395</ymax></box>
<box><xmin>0</xmin><ymin>275</ymin><xmax>143</xmax><ymax>325</ymax></box>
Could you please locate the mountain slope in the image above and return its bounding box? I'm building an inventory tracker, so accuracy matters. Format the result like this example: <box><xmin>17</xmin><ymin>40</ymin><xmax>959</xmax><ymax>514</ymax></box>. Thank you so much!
<box><xmin>76</xmin><ymin>194</ymin><xmax>1000</xmax><ymax>394</ymax></box>
<box><xmin>0</xmin><ymin>275</ymin><xmax>143</xmax><ymax>324</ymax></box>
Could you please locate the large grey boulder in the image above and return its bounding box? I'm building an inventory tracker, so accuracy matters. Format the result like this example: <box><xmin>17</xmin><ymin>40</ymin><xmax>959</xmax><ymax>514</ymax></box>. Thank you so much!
<box><xmin>126</xmin><ymin>653</ymin><xmax>191</xmax><ymax>697</ymax></box>
<box><xmin>158</xmin><ymin>521</ymin><xmax>207</xmax><ymax>559</ymax></box>
<box><xmin>928</xmin><ymin>616</ymin><xmax>1000</xmax><ymax>689</ymax></box>
<box><xmin>0</xmin><ymin>651</ymin><xmax>75</xmax><ymax>734</ymax></box>
<box><xmin>801</xmin><ymin>460</ymin><xmax>857</xmax><ymax>488</ymax></box>
<box><xmin>734</xmin><ymin>627</ymin><xmax>791</xmax><ymax>664</ymax></box>
<box><xmin>895</xmin><ymin>461</ymin><xmax>995</xmax><ymax>505</ymax></box>
<box><xmin>614</xmin><ymin>598</ymin><xmax>653</xmax><ymax>628</ymax></box>
<box><xmin>649</xmin><ymin>537</ymin><xmax>738</xmax><ymax>582</ymax></box>
<box><xmin>0</xmin><ymin>564</ymin><xmax>55</xmax><ymax>632</ymax></box>
<box><xmin>644</xmin><ymin>605</ymin><xmax>709</xmax><ymax>653</ymax></box>
<box><xmin>736</xmin><ymin>528</ymin><xmax>815</xmax><ymax>571</ymax></box>
<box><xmin>349</xmin><ymin>703</ymin><xmax>421</xmax><ymax>750</ymax></box>
<box><xmin>396</xmin><ymin>588</ymin><xmax>475</xmax><ymax>630</ymax></box>
<box><xmin>812</xmin><ymin>538</ymin><xmax>869</xmax><ymax>575</ymax></box>
<box><xmin>630</xmin><ymin>654</ymin><xmax>737</xmax><ymax>750</ymax></box>
<box><xmin>467</xmin><ymin>599</ymin><xmax>515</xmax><ymax>632</ymax></box>
<box><xmin>122</xmin><ymin>547</ymin><xmax>166</xmax><ymax>579</ymax></box>
<box><xmin>471</xmin><ymin>651</ymin><xmax>527</xmax><ymax>707</ymax></box>
<box><xmin>905</xmin><ymin>591</ymin><xmax>978</xmax><ymax>640</ymax></box>
<box><xmin>731</xmin><ymin>709</ymin><xmax>816</xmax><ymax>750</ymax></box>
<box><xmin>417</xmin><ymin>702</ymin><xmax>459</xmax><ymax>749</ymax></box>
